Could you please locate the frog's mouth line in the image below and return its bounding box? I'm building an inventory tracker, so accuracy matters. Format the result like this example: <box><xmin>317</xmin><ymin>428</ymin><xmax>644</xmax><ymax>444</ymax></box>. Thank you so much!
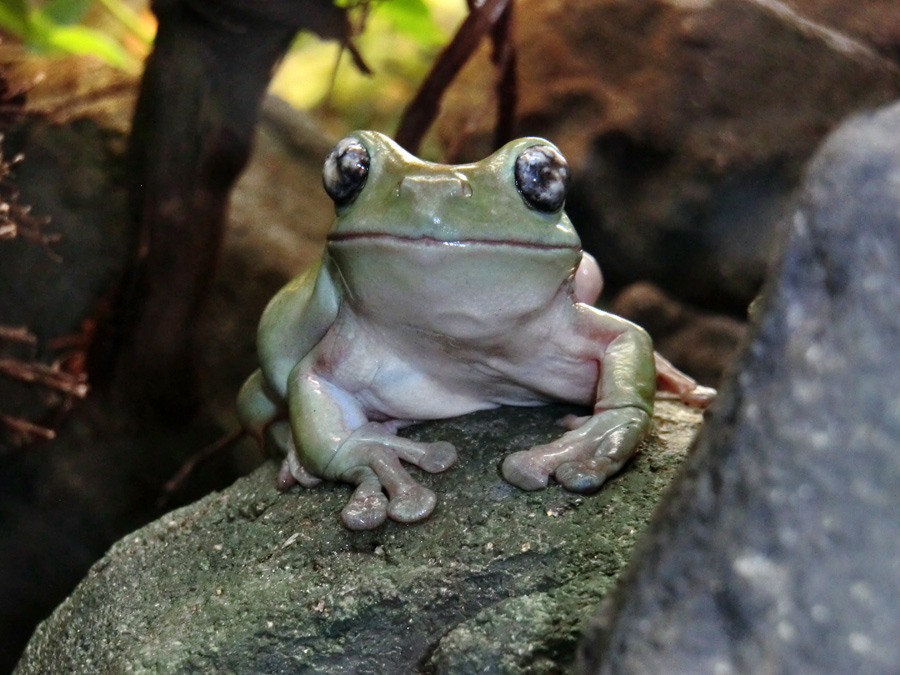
<box><xmin>327</xmin><ymin>232</ymin><xmax>579</xmax><ymax>252</ymax></box>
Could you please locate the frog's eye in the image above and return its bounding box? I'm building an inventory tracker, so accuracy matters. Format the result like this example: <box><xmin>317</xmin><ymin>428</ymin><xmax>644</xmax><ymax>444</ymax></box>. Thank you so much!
<box><xmin>514</xmin><ymin>145</ymin><xmax>569</xmax><ymax>213</ymax></box>
<box><xmin>323</xmin><ymin>137</ymin><xmax>370</xmax><ymax>207</ymax></box>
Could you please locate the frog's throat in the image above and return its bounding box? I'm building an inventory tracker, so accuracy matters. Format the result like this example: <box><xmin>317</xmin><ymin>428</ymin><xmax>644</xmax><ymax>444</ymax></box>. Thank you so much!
<box><xmin>327</xmin><ymin>231</ymin><xmax>580</xmax><ymax>252</ymax></box>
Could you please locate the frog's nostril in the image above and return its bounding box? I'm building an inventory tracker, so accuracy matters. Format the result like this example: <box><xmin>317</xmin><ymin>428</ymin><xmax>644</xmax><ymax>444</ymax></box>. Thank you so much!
<box><xmin>453</xmin><ymin>174</ymin><xmax>473</xmax><ymax>198</ymax></box>
<box><xmin>398</xmin><ymin>174</ymin><xmax>472</xmax><ymax>198</ymax></box>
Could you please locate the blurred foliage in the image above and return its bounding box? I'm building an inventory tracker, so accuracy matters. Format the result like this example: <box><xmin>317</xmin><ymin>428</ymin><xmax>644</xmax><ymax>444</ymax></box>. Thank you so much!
<box><xmin>0</xmin><ymin>0</ymin><xmax>153</xmax><ymax>73</ymax></box>
<box><xmin>271</xmin><ymin>0</ymin><xmax>465</xmax><ymax>140</ymax></box>
<box><xmin>0</xmin><ymin>0</ymin><xmax>465</xmax><ymax>144</ymax></box>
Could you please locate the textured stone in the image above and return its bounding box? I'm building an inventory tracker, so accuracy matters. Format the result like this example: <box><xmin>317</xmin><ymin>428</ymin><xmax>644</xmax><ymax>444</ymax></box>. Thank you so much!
<box><xmin>14</xmin><ymin>401</ymin><xmax>702</xmax><ymax>674</ymax></box>
<box><xmin>778</xmin><ymin>0</ymin><xmax>900</xmax><ymax>63</ymax></box>
<box><xmin>579</xmin><ymin>101</ymin><xmax>900</xmax><ymax>674</ymax></box>
<box><xmin>436</xmin><ymin>0</ymin><xmax>900</xmax><ymax>311</ymax></box>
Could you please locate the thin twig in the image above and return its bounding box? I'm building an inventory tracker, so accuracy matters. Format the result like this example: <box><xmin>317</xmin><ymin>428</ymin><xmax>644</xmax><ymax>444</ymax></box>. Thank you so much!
<box><xmin>0</xmin><ymin>325</ymin><xmax>37</xmax><ymax>345</ymax></box>
<box><xmin>0</xmin><ymin>358</ymin><xmax>89</xmax><ymax>397</ymax></box>
<box><xmin>157</xmin><ymin>428</ymin><xmax>247</xmax><ymax>508</ymax></box>
<box><xmin>489</xmin><ymin>0</ymin><xmax>517</xmax><ymax>149</ymax></box>
<box><xmin>0</xmin><ymin>413</ymin><xmax>56</xmax><ymax>441</ymax></box>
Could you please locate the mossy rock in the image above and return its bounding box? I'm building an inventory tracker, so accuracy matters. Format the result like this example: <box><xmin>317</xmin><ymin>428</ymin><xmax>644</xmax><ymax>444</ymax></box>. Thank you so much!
<box><xmin>15</xmin><ymin>401</ymin><xmax>702</xmax><ymax>674</ymax></box>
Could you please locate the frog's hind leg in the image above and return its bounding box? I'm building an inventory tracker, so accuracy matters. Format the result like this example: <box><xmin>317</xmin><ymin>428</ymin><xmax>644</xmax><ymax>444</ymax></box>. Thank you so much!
<box><xmin>573</xmin><ymin>251</ymin><xmax>603</xmax><ymax>305</ymax></box>
<box><xmin>654</xmin><ymin>352</ymin><xmax>717</xmax><ymax>408</ymax></box>
<box><xmin>270</xmin><ymin>421</ymin><xmax>323</xmax><ymax>490</ymax></box>
<box><xmin>237</xmin><ymin>369</ymin><xmax>285</xmax><ymax>445</ymax></box>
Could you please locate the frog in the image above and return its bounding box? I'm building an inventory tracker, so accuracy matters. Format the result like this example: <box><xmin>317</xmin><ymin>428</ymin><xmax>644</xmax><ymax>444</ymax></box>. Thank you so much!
<box><xmin>237</xmin><ymin>131</ymin><xmax>714</xmax><ymax>530</ymax></box>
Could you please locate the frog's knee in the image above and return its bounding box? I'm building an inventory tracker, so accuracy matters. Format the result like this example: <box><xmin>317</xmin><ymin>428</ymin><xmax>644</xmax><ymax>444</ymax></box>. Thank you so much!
<box><xmin>237</xmin><ymin>370</ymin><xmax>284</xmax><ymax>443</ymax></box>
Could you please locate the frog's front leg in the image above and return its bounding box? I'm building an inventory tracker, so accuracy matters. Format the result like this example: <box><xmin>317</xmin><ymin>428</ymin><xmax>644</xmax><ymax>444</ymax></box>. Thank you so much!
<box><xmin>286</xmin><ymin>362</ymin><xmax>458</xmax><ymax>530</ymax></box>
<box><xmin>502</xmin><ymin>311</ymin><xmax>655</xmax><ymax>493</ymax></box>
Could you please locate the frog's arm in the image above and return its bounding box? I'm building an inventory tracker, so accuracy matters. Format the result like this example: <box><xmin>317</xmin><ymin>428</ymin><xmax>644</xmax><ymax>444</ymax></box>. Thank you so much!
<box><xmin>573</xmin><ymin>251</ymin><xmax>715</xmax><ymax>407</ymax></box>
<box><xmin>284</xmin><ymin>355</ymin><xmax>458</xmax><ymax>530</ymax></box>
<box><xmin>592</xmin><ymin>311</ymin><xmax>656</xmax><ymax>414</ymax></box>
<box><xmin>258</xmin><ymin>254</ymin><xmax>341</xmax><ymax>398</ymax></box>
<box><xmin>503</xmin><ymin>307</ymin><xmax>656</xmax><ymax>493</ymax></box>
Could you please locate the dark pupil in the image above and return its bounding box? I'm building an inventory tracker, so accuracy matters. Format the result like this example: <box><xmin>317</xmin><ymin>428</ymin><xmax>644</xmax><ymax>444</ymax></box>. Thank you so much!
<box><xmin>515</xmin><ymin>146</ymin><xmax>568</xmax><ymax>212</ymax></box>
<box><xmin>324</xmin><ymin>139</ymin><xmax>369</xmax><ymax>205</ymax></box>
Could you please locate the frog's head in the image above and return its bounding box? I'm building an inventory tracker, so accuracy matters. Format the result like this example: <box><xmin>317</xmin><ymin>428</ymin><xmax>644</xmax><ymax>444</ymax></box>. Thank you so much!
<box><xmin>320</xmin><ymin>131</ymin><xmax>584</xmax><ymax>337</ymax></box>
<box><xmin>322</xmin><ymin>130</ymin><xmax>579</xmax><ymax>248</ymax></box>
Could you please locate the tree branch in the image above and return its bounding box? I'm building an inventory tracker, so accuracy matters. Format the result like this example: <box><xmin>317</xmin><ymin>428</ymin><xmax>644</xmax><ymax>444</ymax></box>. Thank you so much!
<box><xmin>395</xmin><ymin>0</ymin><xmax>511</xmax><ymax>153</ymax></box>
<box><xmin>0</xmin><ymin>358</ymin><xmax>88</xmax><ymax>398</ymax></box>
<box><xmin>0</xmin><ymin>413</ymin><xmax>56</xmax><ymax>441</ymax></box>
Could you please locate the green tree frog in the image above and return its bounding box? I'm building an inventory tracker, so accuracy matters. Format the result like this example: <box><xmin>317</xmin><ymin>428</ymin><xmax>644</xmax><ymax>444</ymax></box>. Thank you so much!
<box><xmin>238</xmin><ymin>131</ymin><xmax>714</xmax><ymax>530</ymax></box>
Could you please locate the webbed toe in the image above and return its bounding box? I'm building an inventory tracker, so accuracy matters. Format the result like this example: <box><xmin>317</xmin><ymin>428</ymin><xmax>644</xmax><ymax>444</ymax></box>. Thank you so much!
<box><xmin>554</xmin><ymin>458</ymin><xmax>612</xmax><ymax>493</ymax></box>
<box><xmin>341</xmin><ymin>468</ymin><xmax>389</xmax><ymax>530</ymax></box>
<box><xmin>501</xmin><ymin>451</ymin><xmax>552</xmax><ymax>491</ymax></box>
<box><xmin>387</xmin><ymin>485</ymin><xmax>437</xmax><ymax>523</ymax></box>
<box><xmin>413</xmin><ymin>442</ymin><xmax>458</xmax><ymax>473</ymax></box>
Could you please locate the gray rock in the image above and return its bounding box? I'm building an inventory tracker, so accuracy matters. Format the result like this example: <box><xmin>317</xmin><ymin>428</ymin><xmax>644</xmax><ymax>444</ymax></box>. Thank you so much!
<box><xmin>579</xmin><ymin>101</ymin><xmax>900</xmax><ymax>673</ymax></box>
<box><xmin>14</xmin><ymin>401</ymin><xmax>702</xmax><ymax>674</ymax></box>
<box><xmin>435</xmin><ymin>0</ymin><xmax>900</xmax><ymax>311</ymax></box>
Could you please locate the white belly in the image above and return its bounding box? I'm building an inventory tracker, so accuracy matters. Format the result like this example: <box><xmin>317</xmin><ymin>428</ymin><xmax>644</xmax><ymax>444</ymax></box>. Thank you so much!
<box><xmin>312</xmin><ymin>299</ymin><xmax>600</xmax><ymax>423</ymax></box>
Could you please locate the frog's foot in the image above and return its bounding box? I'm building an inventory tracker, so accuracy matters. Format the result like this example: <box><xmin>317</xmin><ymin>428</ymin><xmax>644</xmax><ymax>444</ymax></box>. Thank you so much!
<box><xmin>502</xmin><ymin>407</ymin><xmax>650</xmax><ymax>493</ymax></box>
<box><xmin>341</xmin><ymin>467</ymin><xmax>390</xmax><ymax>530</ymax></box>
<box><xmin>336</xmin><ymin>447</ymin><xmax>437</xmax><ymax>530</ymax></box>
<box><xmin>654</xmin><ymin>352</ymin><xmax>717</xmax><ymax>408</ymax></box>
<box><xmin>327</xmin><ymin>425</ymin><xmax>459</xmax><ymax>530</ymax></box>
<box><xmin>277</xmin><ymin>453</ymin><xmax>323</xmax><ymax>491</ymax></box>
<box><xmin>273</xmin><ymin>423</ymin><xmax>323</xmax><ymax>490</ymax></box>
<box><xmin>674</xmin><ymin>383</ymin><xmax>717</xmax><ymax>408</ymax></box>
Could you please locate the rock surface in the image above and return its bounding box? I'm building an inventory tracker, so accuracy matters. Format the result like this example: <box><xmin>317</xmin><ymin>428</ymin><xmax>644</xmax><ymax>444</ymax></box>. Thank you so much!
<box><xmin>435</xmin><ymin>0</ymin><xmax>900</xmax><ymax>311</ymax></box>
<box><xmin>778</xmin><ymin>0</ymin><xmax>900</xmax><ymax>63</ymax></box>
<box><xmin>14</xmin><ymin>401</ymin><xmax>703</xmax><ymax>674</ymax></box>
<box><xmin>579</xmin><ymin>101</ymin><xmax>900</xmax><ymax>673</ymax></box>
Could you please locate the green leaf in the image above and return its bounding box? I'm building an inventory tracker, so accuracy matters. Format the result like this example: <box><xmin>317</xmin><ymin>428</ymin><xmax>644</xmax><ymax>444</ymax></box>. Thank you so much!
<box><xmin>30</xmin><ymin>10</ymin><xmax>136</xmax><ymax>69</ymax></box>
<box><xmin>0</xmin><ymin>0</ymin><xmax>28</xmax><ymax>21</ymax></box>
<box><xmin>43</xmin><ymin>0</ymin><xmax>94</xmax><ymax>25</ymax></box>
<box><xmin>44</xmin><ymin>25</ymin><xmax>131</xmax><ymax>66</ymax></box>
<box><xmin>376</xmin><ymin>0</ymin><xmax>446</xmax><ymax>46</ymax></box>
<box><xmin>0</xmin><ymin>0</ymin><xmax>30</xmax><ymax>37</ymax></box>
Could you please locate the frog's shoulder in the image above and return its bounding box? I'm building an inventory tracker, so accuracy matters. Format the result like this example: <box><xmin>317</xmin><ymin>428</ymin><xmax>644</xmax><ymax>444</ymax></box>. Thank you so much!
<box><xmin>258</xmin><ymin>254</ymin><xmax>340</xmax><ymax>397</ymax></box>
